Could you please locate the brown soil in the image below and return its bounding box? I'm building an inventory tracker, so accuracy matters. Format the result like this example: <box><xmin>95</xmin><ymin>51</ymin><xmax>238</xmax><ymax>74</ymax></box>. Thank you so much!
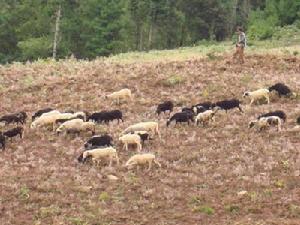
<box><xmin>0</xmin><ymin>55</ymin><xmax>299</xmax><ymax>225</ymax></box>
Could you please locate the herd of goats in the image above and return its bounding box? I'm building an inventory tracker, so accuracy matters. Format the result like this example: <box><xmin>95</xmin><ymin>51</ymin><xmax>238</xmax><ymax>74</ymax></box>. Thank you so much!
<box><xmin>0</xmin><ymin>82</ymin><xmax>299</xmax><ymax>171</ymax></box>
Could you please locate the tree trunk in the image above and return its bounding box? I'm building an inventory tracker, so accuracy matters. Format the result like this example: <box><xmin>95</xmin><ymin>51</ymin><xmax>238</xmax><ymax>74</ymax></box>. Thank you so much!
<box><xmin>139</xmin><ymin>27</ymin><xmax>143</xmax><ymax>51</ymax></box>
<box><xmin>53</xmin><ymin>4</ymin><xmax>61</xmax><ymax>59</ymax></box>
<box><xmin>148</xmin><ymin>20</ymin><xmax>153</xmax><ymax>50</ymax></box>
<box><xmin>231</xmin><ymin>0</ymin><xmax>238</xmax><ymax>33</ymax></box>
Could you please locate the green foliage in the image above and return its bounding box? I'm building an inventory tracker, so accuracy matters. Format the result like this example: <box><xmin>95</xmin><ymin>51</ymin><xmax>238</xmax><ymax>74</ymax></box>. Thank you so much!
<box><xmin>162</xmin><ymin>74</ymin><xmax>185</xmax><ymax>87</ymax></box>
<box><xmin>17</xmin><ymin>37</ymin><xmax>52</xmax><ymax>61</ymax></box>
<box><xmin>18</xmin><ymin>186</ymin><xmax>30</xmax><ymax>200</ymax></box>
<box><xmin>193</xmin><ymin>205</ymin><xmax>215</xmax><ymax>215</ymax></box>
<box><xmin>248</xmin><ymin>0</ymin><xmax>300</xmax><ymax>40</ymax></box>
<box><xmin>0</xmin><ymin>0</ymin><xmax>300</xmax><ymax>63</ymax></box>
<box><xmin>98</xmin><ymin>192</ymin><xmax>110</xmax><ymax>202</ymax></box>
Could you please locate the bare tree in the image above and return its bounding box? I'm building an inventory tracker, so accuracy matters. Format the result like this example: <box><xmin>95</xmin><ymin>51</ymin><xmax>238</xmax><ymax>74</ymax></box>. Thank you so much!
<box><xmin>53</xmin><ymin>4</ymin><xmax>61</xmax><ymax>59</ymax></box>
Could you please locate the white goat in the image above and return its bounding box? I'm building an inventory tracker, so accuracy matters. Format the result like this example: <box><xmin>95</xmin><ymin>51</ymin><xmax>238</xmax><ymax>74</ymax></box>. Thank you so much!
<box><xmin>243</xmin><ymin>88</ymin><xmax>270</xmax><ymax>105</ymax></box>
<box><xmin>123</xmin><ymin>122</ymin><xmax>161</xmax><ymax>139</ymax></box>
<box><xmin>82</xmin><ymin>147</ymin><xmax>119</xmax><ymax>167</ymax></box>
<box><xmin>119</xmin><ymin>133</ymin><xmax>142</xmax><ymax>152</ymax></box>
<box><xmin>56</xmin><ymin>119</ymin><xmax>95</xmax><ymax>135</ymax></box>
<box><xmin>106</xmin><ymin>88</ymin><xmax>132</xmax><ymax>104</ymax></box>
<box><xmin>125</xmin><ymin>153</ymin><xmax>161</xmax><ymax>171</ymax></box>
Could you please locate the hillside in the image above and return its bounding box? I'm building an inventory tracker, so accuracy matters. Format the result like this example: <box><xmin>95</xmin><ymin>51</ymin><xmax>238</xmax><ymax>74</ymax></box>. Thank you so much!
<box><xmin>0</xmin><ymin>47</ymin><xmax>300</xmax><ymax>225</ymax></box>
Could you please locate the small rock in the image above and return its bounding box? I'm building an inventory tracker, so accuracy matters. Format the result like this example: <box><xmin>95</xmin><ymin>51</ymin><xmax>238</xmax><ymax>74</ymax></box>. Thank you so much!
<box><xmin>107</xmin><ymin>175</ymin><xmax>118</xmax><ymax>181</ymax></box>
<box><xmin>237</xmin><ymin>190</ymin><xmax>248</xmax><ymax>196</ymax></box>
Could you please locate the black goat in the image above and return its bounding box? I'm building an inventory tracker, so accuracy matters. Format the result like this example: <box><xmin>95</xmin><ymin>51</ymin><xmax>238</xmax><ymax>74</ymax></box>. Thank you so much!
<box><xmin>0</xmin><ymin>111</ymin><xmax>27</xmax><ymax>125</ymax></box>
<box><xmin>105</xmin><ymin>110</ymin><xmax>123</xmax><ymax>124</ymax></box>
<box><xmin>32</xmin><ymin>108</ymin><xmax>54</xmax><ymax>121</ymax></box>
<box><xmin>156</xmin><ymin>101</ymin><xmax>174</xmax><ymax>115</ymax></box>
<box><xmin>3</xmin><ymin>127</ymin><xmax>24</xmax><ymax>140</ymax></box>
<box><xmin>16</xmin><ymin>112</ymin><xmax>27</xmax><ymax>124</ymax></box>
<box><xmin>193</xmin><ymin>101</ymin><xmax>213</xmax><ymax>110</ymax></box>
<box><xmin>257</xmin><ymin>110</ymin><xmax>287</xmax><ymax>122</ymax></box>
<box><xmin>269</xmin><ymin>83</ymin><xmax>292</xmax><ymax>97</ymax></box>
<box><xmin>212</xmin><ymin>99</ymin><xmax>243</xmax><ymax>112</ymax></box>
<box><xmin>88</xmin><ymin>111</ymin><xmax>106</xmax><ymax>123</ymax></box>
<box><xmin>167</xmin><ymin>112</ymin><xmax>194</xmax><ymax>127</ymax></box>
<box><xmin>84</xmin><ymin>134</ymin><xmax>113</xmax><ymax>149</ymax></box>
<box><xmin>88</xmin><ymin>110</ymin><xmax>123</xmax><ymax>124</ymax></box>
<box><xmin>0</xmin><ymin>134</ymin><xmax>5</xmax><ymax>151</ymax></box>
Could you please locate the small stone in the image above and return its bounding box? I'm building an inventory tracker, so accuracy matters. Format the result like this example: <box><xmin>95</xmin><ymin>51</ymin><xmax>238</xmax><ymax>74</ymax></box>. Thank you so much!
<box><xmin>237</xmin><ymin>190</ymin><xmax>248</xmax><ymax>196</ymax></box>
<box><xmin>107</xmin><ymin>175</ymin><xmax>118</xmax><ymax>181</ymax></box>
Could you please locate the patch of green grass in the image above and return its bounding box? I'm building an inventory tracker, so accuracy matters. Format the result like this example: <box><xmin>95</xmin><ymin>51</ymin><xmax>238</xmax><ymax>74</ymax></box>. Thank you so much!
<box><xmin>263</xmin><ymin>189</ymin><xmax>273</xmax><ymax>197</ymax></box>
<box><xmin>68</xmin><ymin>217</ymin><xmax>89</xmax><ymax>225</ymax></box>
<box><xmin>98</xmin><ymin>192</ymin><xmax>110</xmax><ymax>202</ymax></box>
<box><xmin>248</xmin><ymin>191</ymin><xmax>258</xmax><ymax>202</ymax></box>
<box><xmin>206</xmin><ymin>51</ymin><xmax>218</xmax><ymax>60</ymax></box>
<box><xmin>22</xmin><ymin>75</ymin><xmax>35</xmax><ymax>87</ymax></box>
<box><xmin>274</xmin><ymin>180</ymin><xmax>285</xmax><ymax>188</ymax></box>
<box><xmin>193</xmin><ymin>205</ymin><xmax>215</xmax><ymax>215</ymax></box>
<box><xmin>240</xmin><ymin>74</ymin><xmax>253</xmax><ymax>85</ymax></box>
<box><xmin>162</xmin><ymin>74</ymin><xmax>185</xmax><ymax>87</ymax></box>
<box><xmin>225</xmin><ymin>205</ymin><xmax>240</xmax><ymax>213</ymax></box>
<box><xmin>281</xmin><ymin>160</ymin><xmax>290</xmax><ymax>170</ymax></box>
<box><xmin>189</xmin><ymin>196</ymin><xmax>214</xmax><ymax>215</ymax></box>
<box><xmin>18</xmin><ymin>186</ymin><xmax>30</xmax><ymax>200</ymax></box>
<box><xmin>37</xmin><ymin>205</ymin><xmax>61</xmax><ymax>219</ymax></box>
<box><xmin>289</xmin><ymin>204</ymin><xmax>300</xmax><ymax>216</ymax></box>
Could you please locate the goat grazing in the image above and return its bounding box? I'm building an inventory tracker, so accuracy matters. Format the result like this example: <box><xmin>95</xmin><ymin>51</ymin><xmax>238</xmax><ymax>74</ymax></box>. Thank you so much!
<box><xmin>119</xmin><ymin>133</ymin><xmax>142</xmax><ymax>152</ymax></box>
<box><xmin>123</xmin><ymin>122</ymin><xmax>161</xmax><ymax>139</ymax></box>
<box><xmin>84</xmin><ymin>134</ymin><xmax>113</xmax><ymax>149</ymax></box>
<box><xmin>195</xmin><ymin>109</ymin><xmax>218</xmax><ymax>126</ymax></box>
<box><xmin>32</xmin><ymin>108</ymin><xmax>54</xmax><ymax>121</ymax></box>
<box><xmin>125</xmin><ymin>153</ymin><xmax>161</xmax><ymax>171</ymax></box>
<box><xmin>106</xmin><ymin>88</ymin><xmax>132</xmax><ymax>104</ymax></box>
<box><xmin>257</xmin><ymin>110</ymin><xmax>287</xmax><ymax>122</ymax></box>
<box><xmin>56</xmin><ymin>119</ymin><xmax>95</xmax><ymax>135</ymax></box>
<box><xmin>269</xmin><ymin>82</ymin><xmax>294</xmax><ymax>97</ymax></box>
<box><xmin>3</xmin><ymin>127</ymin><xmax>24</xmax><ymax>140</ymax></box>
<box><xmin>167</xmin><ymin>112</ymin><xmax>194</xmax><ymax>127</ymax></box>
<box><xmin>0</xmin><ymin>133</ymin><xmax>5</xmax><ymax>151</ymax></box>
<box><xmin>0</xmin><ymin>111</ymin><xmax>27</xmax><ymax>125</ymax></box>
<box><xmin>82</xmin><ymin>147</ymin><xmax>119</xmax><ymax>167</ymax></box>
<box><xmin>156</xmin><ymin>101</ymin><xmax>174</xmax><ymax>115</ymax></box>
<box><xmin>249</xmin><ymin>116</ymin><xmax>282</xmax><ymax>132</ymax></box>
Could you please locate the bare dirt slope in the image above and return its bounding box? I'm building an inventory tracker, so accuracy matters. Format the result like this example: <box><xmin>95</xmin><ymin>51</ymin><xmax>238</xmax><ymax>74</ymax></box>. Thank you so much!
<box><xmin>0</xmin><ymin>54</ymin><xmax>299</xmax><ymax>225</ymax></box>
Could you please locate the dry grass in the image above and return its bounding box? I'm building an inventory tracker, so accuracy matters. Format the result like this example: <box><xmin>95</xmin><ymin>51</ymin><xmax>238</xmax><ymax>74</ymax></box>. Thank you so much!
<box><xmin>0</xmin><ymin>48</ymin><xmax>300</xmax><ymax>225</ymax></box>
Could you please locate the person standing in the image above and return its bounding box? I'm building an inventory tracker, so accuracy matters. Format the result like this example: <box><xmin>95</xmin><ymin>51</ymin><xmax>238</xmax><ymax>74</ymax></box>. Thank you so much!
<box><xmin>233</xmin><ymin>27</ymin><xmax>246</xmax><ymax>63</ymax></box>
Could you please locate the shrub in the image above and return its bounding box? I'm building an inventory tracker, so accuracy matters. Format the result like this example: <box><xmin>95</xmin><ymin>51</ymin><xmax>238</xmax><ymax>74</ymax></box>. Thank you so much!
<box><xmin>162</xmin><ymin>74</ymin><xmax>185</xmax><ymax>87</ymax></box>
<box><xmin>17</xmin><ymin>37</ymin><xmax>52</xmax><ymax>61</ymax></box>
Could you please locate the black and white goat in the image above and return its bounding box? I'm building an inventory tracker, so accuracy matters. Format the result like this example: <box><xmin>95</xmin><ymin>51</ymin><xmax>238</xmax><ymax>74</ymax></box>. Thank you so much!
<box><xmin>84</xmin><ymin>134</ymin><xmax>113</xmax><ymax>149</ymax></box>
<box><xmin>257</xmin><ymin>110</ymin><xmax>286</xmax><ymax>122</ymax></box>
